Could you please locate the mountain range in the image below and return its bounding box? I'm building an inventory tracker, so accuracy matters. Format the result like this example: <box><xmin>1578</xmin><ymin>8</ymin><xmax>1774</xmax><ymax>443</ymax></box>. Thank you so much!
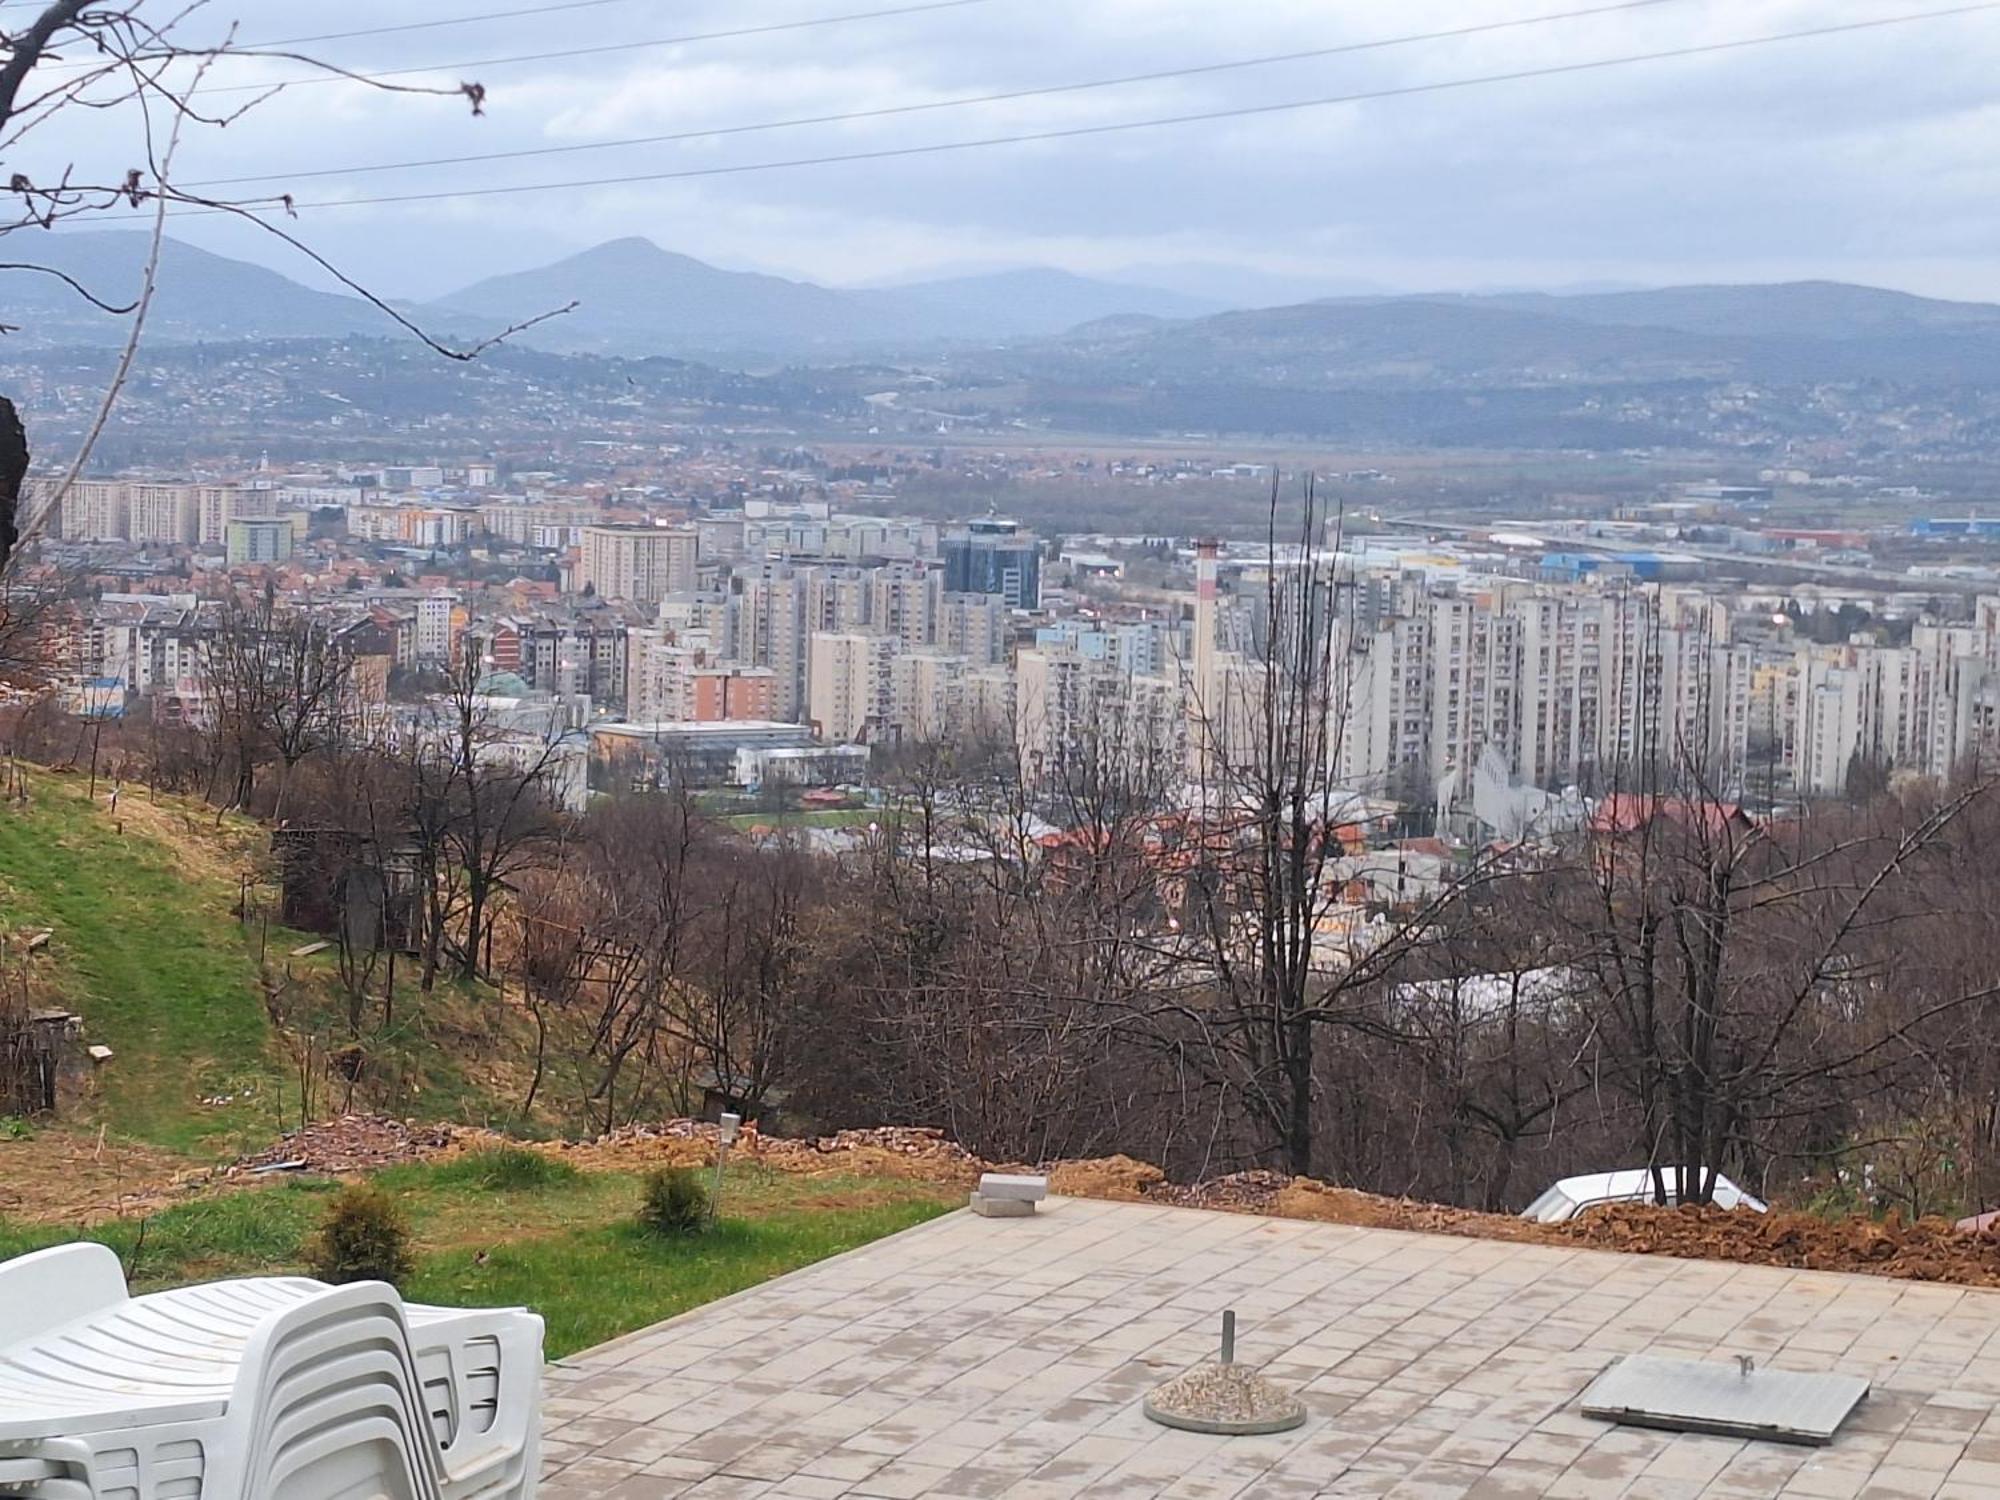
<box><xmin>987</xmin><ymin>281</ymin><xmax>2000</xmax><ymax>397</ymax></box>
<box><xmin>0</xmin><ymin>232</ymin><xmax>399</xmax><ymax>346</ymax></box>
<box><xmin>0</xmin><ymin>232</ymin><xmax>1217</xmax><ymax>360</ymax></box>
<box><xmin>429</xmin><ymin>239</ymin><xmax>1224</xmax><ymax>358</ymax></box>
<box><xmin>13</xmin><ymin>232</ymin><xmax>2000</xmax><ymax>418</ymax></box>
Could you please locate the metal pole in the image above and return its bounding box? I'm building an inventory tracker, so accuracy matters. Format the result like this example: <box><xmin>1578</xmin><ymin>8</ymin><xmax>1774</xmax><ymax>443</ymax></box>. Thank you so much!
<box><xmin>711</xmin><ymin>1112</ymin><xmax>741</xmax><ymax>1224</ymax></box>
<box><xmin>1221</xmin><ymin>1310</ymin><xmax>1236</xmax><ymax>1365</ymax></box>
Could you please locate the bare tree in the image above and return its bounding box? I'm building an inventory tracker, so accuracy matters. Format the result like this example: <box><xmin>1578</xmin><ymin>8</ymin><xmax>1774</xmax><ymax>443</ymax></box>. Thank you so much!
<box><xmin>510</xmin><ymin>789</ymin><xmax>706</xmax><ymax>1128</ymax></box>
<box><xmin>433</xmin><ymin>639</ymin><xmax>566</xmax><ymax>983</ymax></box>
<box><xmin>1176</xmin><ymin>480</ymin><xmax>1495</xmax><ymax>1177</ymax></box>
<box><xmin>1528</xmin><ymin>746</ymin><xmax>2000</xmax><ymax>1206</ymax></box>
<box><xmin>201</xmin><ymin>590</ymin><xmax>355</xmax><ymax>818</ymax></box>
<box><xmin>679</xmin><ymin>841</ymin><xmax>827</xmax><ymax>1121</ymax></box>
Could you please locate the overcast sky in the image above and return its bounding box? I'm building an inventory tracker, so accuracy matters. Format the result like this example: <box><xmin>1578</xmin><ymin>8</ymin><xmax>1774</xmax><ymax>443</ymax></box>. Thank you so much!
<box><xmin>18</xmin><ymin>0</ymin><xmax>2000</xmax><ymax>304</ymax></box>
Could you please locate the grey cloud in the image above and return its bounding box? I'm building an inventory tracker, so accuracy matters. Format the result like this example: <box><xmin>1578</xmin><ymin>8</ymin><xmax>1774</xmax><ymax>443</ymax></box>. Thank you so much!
<box><xmin>20</xmin><ymin>0</ymin><xmax>2000</xmax><ymax>303</ymax></box>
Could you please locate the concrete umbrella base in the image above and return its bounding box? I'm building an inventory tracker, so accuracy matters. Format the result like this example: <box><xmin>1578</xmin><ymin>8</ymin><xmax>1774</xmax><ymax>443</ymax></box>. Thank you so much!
<box><xmin>1143</xmin><ymin>1361</ymin><xmax>1307</xmax><ymax>1435</ymax></box>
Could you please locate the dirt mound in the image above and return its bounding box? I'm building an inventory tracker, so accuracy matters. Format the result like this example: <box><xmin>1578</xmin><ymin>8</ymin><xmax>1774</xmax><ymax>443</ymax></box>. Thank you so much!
<box><xmin>1264</xmin><ymin>1178</ymin><xmax>1547</xmax><ymax>1239</ymax></box>
<box><xmin>1558</xmin><ymin>1203</ymin><xmax>2000</xmax><ymax>1285</ymax></box>
<box><xmin>1150</xmin><ymin>1169</ymin><xmax>1289</xmax><ymax>1212</ymax></box>
<box><xmin>234</xmin><ymin>1115</ymin><xmax>458</xmax><ymax>1175</ymax></box>
<box><xmin>1131</xmin><ymin>1170</ymin><xmax>1544</xmax><ymax>1241</ymax></box>
<box><xmin>550</xmin><ymin>1119</ymin><xmax>982</xmax><ymax>1184</ymax></box>
<box><xmin>800</xmin><ymin>1125</ymin><xmax>983</xmax><ymax>1182</ymax></box>
<box><xmin>1048</xmin><ymin>1155</ymin><xmax>1165</xmax><ymax>1201</ymax></box>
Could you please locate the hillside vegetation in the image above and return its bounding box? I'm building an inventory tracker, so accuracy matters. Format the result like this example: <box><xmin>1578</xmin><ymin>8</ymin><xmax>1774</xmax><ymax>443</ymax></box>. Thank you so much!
<box><xmin>0</xmin><ymin>767</ymin><xmax>531</xmax><ymax>1165</ymax></box>
<box><xmin>0</xmin><ymin>769</ymin><xmax>959</xmax><ymax>1357</ymax></box>
<box><xmin>0</xmin><ymin>771</ymin><xmax>285</xmax><ymax>1152</ymax></box>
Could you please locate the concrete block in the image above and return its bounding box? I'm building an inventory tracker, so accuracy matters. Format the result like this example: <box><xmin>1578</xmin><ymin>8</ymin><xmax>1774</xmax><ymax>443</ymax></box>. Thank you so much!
<box><xmin>976</xmin><ymin>1173</ymin><xmax>1048</xmax><ymax>1202</ymax></box>
<box><xmin>969</xmin><ymin>1195</ymin><xmax>1034</xmax><ymax>1218</ymax></box>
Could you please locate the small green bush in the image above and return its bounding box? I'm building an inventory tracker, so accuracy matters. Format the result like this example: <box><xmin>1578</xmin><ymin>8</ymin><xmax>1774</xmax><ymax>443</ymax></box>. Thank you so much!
<box><xmin>306</xmin><ymin>1183</ymin><xmax>415</xmax><ymax>1288</ymax></box>
<box><xmin>638</xmin><ymin>1167</ymin><xmax>709</xmax><ymax>1237</ymax></box>
<box><xmin>431</xmin><ymin>1145</ymin><xmax>580</xmax><ymax>1191</ymax></box>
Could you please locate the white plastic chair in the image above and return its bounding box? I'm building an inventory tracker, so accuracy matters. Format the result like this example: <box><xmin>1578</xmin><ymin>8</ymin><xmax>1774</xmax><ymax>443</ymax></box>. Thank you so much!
<box><xmin>0</xmin><ymin>1243</ymin><xmax>541</xmax><ymax>1500</ymax></box>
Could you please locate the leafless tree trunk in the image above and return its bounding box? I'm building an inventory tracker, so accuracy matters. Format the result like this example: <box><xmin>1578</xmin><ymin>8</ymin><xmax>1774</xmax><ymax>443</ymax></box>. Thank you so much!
<box><xmin>1178</xmin><ymin>480</ymin><xmax>1495</xmax><ymax>1177</ymax></box>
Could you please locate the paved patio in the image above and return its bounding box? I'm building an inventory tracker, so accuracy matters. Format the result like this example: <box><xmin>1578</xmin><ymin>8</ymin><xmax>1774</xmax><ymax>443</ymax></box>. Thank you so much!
<box><xmin>539</xmin><ymin>1196</ymin><xmax>2000</xmax><ymax>1498</ymax></box>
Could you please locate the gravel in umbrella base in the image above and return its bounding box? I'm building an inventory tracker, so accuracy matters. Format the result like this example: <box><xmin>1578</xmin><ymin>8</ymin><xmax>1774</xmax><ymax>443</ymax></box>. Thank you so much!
<box><xmin>1143</xmin><ymin>1361</ymin><xmax>1307</xmax><ymax>1435</ymax></box>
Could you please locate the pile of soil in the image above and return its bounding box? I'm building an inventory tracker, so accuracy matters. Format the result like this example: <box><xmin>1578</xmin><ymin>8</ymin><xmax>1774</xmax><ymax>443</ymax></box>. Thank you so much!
<box><xmin>1090</xmin><ymin>1168</ymin><xmax>1545</xmax><ymax>1241</ymax></box>
<box><xmin>1048</xmin><ymin>1155</ymin><xmax>1166</xmax><ymax>1201</ymax></box>
<box><xmin>547</xmin><ymin>1119</ymin><xmax>982</xmax><ymax>1184</ymax></box>
<box><xmin>1110</xmin><ymin>1170</ymin><xmax>2000</xmax><ymax>1286</ymax></box>
<box><xmin>233</xmin><ymin>1115</ymin><xmax>458</xmax><ymax>1175</ymax></box>
<box><xmin>1558</xmin><ymin>1203</ymin><xmax>2000</xmax><ymax>1284</ymax></box>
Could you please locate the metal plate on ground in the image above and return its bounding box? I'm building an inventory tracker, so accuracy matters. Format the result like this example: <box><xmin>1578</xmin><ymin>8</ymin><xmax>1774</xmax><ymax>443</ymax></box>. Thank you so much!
<box><xmin>1580</xmin><ymin>1355</ymin><xmax>1869</xmax><ymax>1446</ymax></box>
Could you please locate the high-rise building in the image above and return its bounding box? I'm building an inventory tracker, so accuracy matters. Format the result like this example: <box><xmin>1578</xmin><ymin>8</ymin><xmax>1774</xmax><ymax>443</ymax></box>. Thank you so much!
<box><xmin>577</xmin><ymin>525</ymin><xmax>699</xmax><ymax>604</ymax></box>
<box><xmin>128</xmin><ymin>484</ymin><xmax>200</xmax><ymax>546</ymax></box>
<box><xmin>1020</xmin><ymin>645</ymin><xmax>1187</xmax><ymax>786</ymax></box>
<box><xmin>414</xmin><ymin>592</ymin><xmax>461</xmax><ymax>663</ymax></box>
<box><xmin>224</xmin><ymin>517</ymin><xmax>294</xmax><ymax>565</ymax></box>
<box><xmin>198</xmin><ymin>484</ymin><xmax>276</xmax><ymax>546</ymax></box>
<box><xmin>737</xmin><ymin>566</ymin><xmax>811</xmax><ymax>718</ymax></box>
<box><xmin>807</xmin><ymin>631</ymin><xmax>899</xmax><ymax>743</ymax></box>
<box><xmin>60</xmin><ymin>480</ymin><xmax>129</xmax><ymax>542</ymax></box>
<box><xmin>943</xmin><ymin>517</ymin><xmax>1040</xmax><ymax>609</ymax></box>
<box><xmin>628</xmin><ymin>627</ymin><xmax>776</xmax><ymax>722</ymax></box>
<box><xmin>889</xmin><ymin>650</ymin><xmax>970</xmax><ymax>744</ymax></box>
<box><xmin>868</xmin><ymin>562</ymin><xmax>939</xmax><ymax>650</ymax></box>
<box><xmin>940</xmin><ymin>591</ymin><xmax>1009</xmax><ymax>666</ymax></box>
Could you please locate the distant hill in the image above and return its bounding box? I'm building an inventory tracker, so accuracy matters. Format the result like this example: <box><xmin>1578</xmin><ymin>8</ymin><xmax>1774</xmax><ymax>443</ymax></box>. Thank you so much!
<box><xmin>971</xmin><ymin>282</ymin><xmax>2000</xmax><ymax>394</ymax></box>
<box><xmin>20</xmin><ymin>234</ymin><xmax>2000</xmax><ymax>444</ymax></box>
<box><xmin>0</xmin><ymin>231</ymin><xmax>401</xmax><ymax>346</ymax></box>
<box><xmin>1465</xmin><ymin>280</ymin><xmax>2000</xmax><ymax>342</ymax></box>
<box><xmin>0</xmin><ymin>233</ymin><xmax>1226</xmax><ymax>362</ymax></box>
<box><xmin>999</xmin><ymin>296</ymin><xmax>1737</xmax><ymax>387</ymax></box>
<box><xmin>860</xmin><ymin>267</ymin><xmax>1218</xmax><ymax>338</ymax></box>
<box><xmin>425</xmin><ymin>237</ymin><xmax>898</xmax><ymax>362</ymax></box>
<box><xmin>426</xmin><ymin>240</ymin><xmax>1221</xmax><ymax>360</ymax></box>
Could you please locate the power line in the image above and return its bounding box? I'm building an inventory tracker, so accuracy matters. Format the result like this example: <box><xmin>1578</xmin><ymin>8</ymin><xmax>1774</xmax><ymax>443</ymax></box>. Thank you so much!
<box><xmin>100</xmin><ymin>0</ymin><xmax>1006</xmax><ymax>95</ymax></box>
<box><xmin>5</xmin><ymin>0</ymin><xmax>673</xmax><ymax>47</ymax></box>
<box><xmin>161</xmin><ymin>2</ymin><xmax>2000</xmax><ymax>213</ymax></box>
<box><xmin>242</xmin><ymin>0</ymin><xmax>672</xmax><ymax>52</ymax></box>
<box><xmin>184</xmin><ymin>0</ymin><xmax>1691</xmax><ymax>190</ymax></box>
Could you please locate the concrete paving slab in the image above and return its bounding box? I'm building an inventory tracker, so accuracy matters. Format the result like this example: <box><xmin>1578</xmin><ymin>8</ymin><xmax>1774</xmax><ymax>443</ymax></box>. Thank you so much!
<box><xmin>542</xmin><ymin>1197</ymin><xmax>2000</xmax><ymax>1498</ymax></box>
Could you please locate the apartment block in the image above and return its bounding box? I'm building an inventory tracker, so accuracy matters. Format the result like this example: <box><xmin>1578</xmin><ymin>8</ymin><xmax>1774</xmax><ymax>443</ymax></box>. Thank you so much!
<box><xmin>807</xmin><ymin>630</ymin><xmax>899</xmax><ymax>744</ymax></box>
<box><xmin>577</xmin><ymin>525</ymin><xmax>699</xmax><ymax>604</ymax></box>
<box><xmin>60</xmin><ymin>480</ymin><xmax>130</xmax><ymax>542</ymax></box>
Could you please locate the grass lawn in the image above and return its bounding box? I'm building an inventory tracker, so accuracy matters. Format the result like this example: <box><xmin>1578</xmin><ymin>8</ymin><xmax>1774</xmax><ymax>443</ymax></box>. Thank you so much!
<box><xmin>0</xmin><ymin>774</ymin><xmax>285</xmax><ymax>1153</ymax></box>
<box><xmin>0</xmin><ymin>1154</ymin><xmax>957</xmax><ymax>1359</ymax></box>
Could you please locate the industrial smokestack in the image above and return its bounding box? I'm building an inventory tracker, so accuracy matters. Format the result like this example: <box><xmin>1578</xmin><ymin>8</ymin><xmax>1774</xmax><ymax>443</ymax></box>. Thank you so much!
<box><xmin>1191</xmin><ymin>539</ymin><xmax>1221</xmax><ymax>783</ymax></box>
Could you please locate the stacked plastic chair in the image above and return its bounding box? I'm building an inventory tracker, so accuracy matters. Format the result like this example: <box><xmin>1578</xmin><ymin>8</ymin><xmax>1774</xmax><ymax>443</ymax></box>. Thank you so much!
<box><xmin>0</xmin><ymin>1243</ymin><xmax>542</xmax><ymax>1500</ymax></box>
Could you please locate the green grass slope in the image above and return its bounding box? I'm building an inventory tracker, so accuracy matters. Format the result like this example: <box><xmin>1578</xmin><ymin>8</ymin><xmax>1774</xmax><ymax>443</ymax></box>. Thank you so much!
<box><xmin>0</xmin><ymin>773</ymin><xmax>284</xmax><ymax>1152</ymax></box>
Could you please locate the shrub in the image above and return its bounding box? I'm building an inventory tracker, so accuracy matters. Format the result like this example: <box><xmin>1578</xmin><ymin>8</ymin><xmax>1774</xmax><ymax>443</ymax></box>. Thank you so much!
<box><xmin>432</xmin><ymin>1145</ymin><xmax>580</xmax><ymax>1191</ymax></box>
<box><xmin>638</xmin><ymin>1167</ymin><xmax>709</xmax><ymax>1237</ymax></box>
<box><xmin>306</xmin><ymin>1183</ymin><xmax>415</xmax><ymax>1288</ymax></box>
